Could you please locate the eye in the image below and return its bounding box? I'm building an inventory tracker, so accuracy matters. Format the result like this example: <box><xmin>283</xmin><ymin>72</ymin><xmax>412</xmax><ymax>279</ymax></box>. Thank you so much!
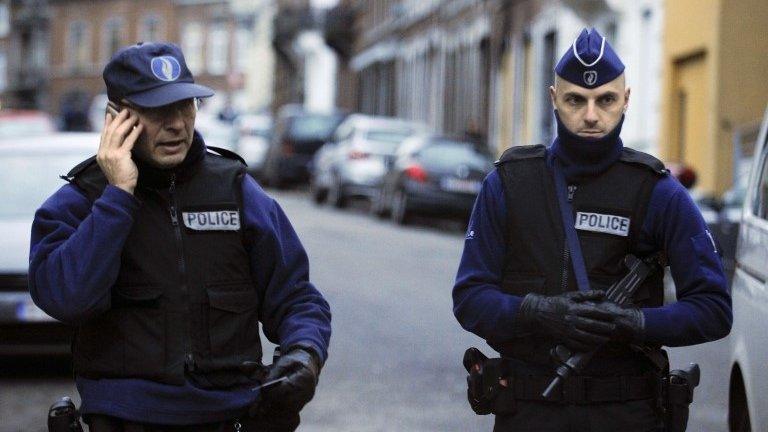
<box><xmin>599</xmin><ymin>95</ymin><xmax>617</xmax><ymax>105</ymax></box>
<box><xmin>565</xmin><ymin>95</ymin><xmax>585</xmax><ymax>106</ymax></box>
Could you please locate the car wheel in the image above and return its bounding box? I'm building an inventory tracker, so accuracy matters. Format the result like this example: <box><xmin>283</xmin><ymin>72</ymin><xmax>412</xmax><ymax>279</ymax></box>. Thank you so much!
<box><xmin>391</xmin><ymin>189</ymin><xmax>411</xmax><ymax>225</ymax></box>
<box><xmin>729</xmin><ymin>372</ymin><xmax>752</xmax><ymax>432</ymax></box>
<box><xmin>370</xmin><ymin>189</ymin><xmax>389</xmax><ymax>218</ymax></box>
<box><xmin>328</xmin><ymin>175</ymin><xmax>347</xmax><ymax>209</ymax></box>
<box><xmin>310</xmin><ymin>179</ymin><xmax>328</xmax><ymax>205</ymax></box>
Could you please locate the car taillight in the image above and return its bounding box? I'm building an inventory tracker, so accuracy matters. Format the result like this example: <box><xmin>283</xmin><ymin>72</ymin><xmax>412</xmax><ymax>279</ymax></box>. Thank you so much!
<box><xmin>404</xmin><ymin>165</ymin><xmax>428</xmax><ymax>183</ymax></box>
<box><xmin>348</xmin><ymin>150</ymin><xmax>369</xmax><ymax>160</ymax></box>
<box><xmin>281</xmin><ymin>140</ymin><xmax>294</xmax><ymax>156</ymax></box>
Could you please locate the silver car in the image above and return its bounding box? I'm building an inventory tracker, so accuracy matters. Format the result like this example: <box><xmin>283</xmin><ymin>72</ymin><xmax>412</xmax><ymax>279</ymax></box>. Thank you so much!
<box><xmin>310</xmin><ymin>114</ymin><xmax>428</xmax><ymax>207</ymax></box>
<box><xmin>0</xmin><ymin>133</ymin><xmax>98</xmax><ymax>357</ymax></box>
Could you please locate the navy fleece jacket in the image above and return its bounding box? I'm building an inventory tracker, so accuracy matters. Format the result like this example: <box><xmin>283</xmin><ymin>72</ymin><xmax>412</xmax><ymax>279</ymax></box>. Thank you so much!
<box><xmin>29</xmin><ymin>163</ymin><xmax>331</xmax><ymax>424</ymax></box>
<box><xmin>453</xmin><ymin>160</ymin><xmax>732</xmax><ymax>349</ymax></box>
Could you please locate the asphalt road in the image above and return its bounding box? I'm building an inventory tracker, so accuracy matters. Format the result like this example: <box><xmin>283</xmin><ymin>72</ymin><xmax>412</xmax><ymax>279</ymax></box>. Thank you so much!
<box><xmin>0</xmin><ymin>190</ymin><xmax>491</xmax><ymax>432</ymax></box>
<box><xmin>0</xmin><ymin>189</ymin><xmax>731</xmax><ymax>431</ymax></box>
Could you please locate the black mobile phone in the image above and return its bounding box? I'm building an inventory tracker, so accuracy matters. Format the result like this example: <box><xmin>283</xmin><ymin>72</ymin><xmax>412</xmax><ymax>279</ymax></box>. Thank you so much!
<box><xmin>105</xmin><ymin>101</ymin><xmax>121</xmax><ymax>118</ymax></box>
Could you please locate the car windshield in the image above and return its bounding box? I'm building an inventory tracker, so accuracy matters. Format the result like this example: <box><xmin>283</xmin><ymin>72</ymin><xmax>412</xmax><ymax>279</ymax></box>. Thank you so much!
<box><xmin>0</xmin><ymin>116</ymin><xmax>54</xmax><ymax>139</ymax></box>
<box><xmin>0</xmin><ymin>152</ymin><xmax>86</xmax><ymax>218</ymax></box>
<box><xmin>289</xmin><ymin>115</ymin><xmax>341</xmax><ymax>141</ymax></box>
<box><xmin>362</xmin><ymin>129</ymin><xmax>414</xmax><ymax>154</ymax></box>
<box><xmin>419</xmin><ymin>141</ymin><xmax>488</xmax><ymax>168</ymax></box>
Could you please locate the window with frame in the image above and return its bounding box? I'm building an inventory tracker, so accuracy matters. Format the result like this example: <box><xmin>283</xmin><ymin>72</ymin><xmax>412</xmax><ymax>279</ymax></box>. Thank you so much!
<box><xmin>68</xmin><ymin>21</ymin><xmax>91</xmax><ymax>70</ymax></box>
<box><xmin>102</xmin><ymin>18</ymin><xmax>125</xmax><ymax>62</ymax></box>
<box><xmin>181</xmin><ymin>22</ymin><xmax>204</xmax><ymax>74</ymax></box>
<box><xmin>141</xmin><ymin>14</ymin><xmax>163</xmax><ymax>42</ymax></box>
<box><xmin>754</xmin><ymin>142</ymin><xmax>768</xmax><ymax>220</ymax></box>
<box><xmin>207</xmin><ymin>22</ymin><xmax>229</xmax><ymax>75</ymax></box>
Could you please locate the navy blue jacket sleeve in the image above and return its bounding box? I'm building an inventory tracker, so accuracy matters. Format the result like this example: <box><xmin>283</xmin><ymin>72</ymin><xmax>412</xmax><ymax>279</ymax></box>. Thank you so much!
<box><xmin>638</xmin><ymin>176</ymin><xmax>732</xmax><ymax>346</ymax></box>
<box><xmin>452</xmin><ymin>170</ymin><xmax>524</xmax><ymax>342</ymax></box>
<box><xmin>241</xmin><ymin>175</ymin><xmax>332</xmax><ymax>364</ymax></box>
<box><xmin>29</xmin><ymin>184</ymin><xmax>141</xmax><ymax>324</ymax></box>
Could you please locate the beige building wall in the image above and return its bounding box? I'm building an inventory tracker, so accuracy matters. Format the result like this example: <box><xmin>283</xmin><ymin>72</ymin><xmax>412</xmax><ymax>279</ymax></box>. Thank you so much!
<box><xmin>660</xmin><ymin>0</ymin><xmax>768</xmax><ymax>195</ymax></box>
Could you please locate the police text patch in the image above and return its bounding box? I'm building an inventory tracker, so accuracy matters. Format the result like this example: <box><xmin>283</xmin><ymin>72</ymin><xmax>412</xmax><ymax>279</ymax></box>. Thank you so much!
<box><xmin>575</xmin><ymin>212</ymin><xmax>630</xmax><ymax>237</ymax></box>
<box><xmin>183</xmin><ymin>210</ymin><xmax>240</xmax><ymax>231</ymax></box>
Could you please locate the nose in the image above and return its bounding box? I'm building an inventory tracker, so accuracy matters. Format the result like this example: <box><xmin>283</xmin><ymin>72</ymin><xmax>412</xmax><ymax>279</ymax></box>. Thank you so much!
<box><xmin>584</xmin><ymin>100</ymin><xmax>599</xmax><ymax>125</ymax></box>
<box><xmin>164</xmin><ymin>108</ymin><xmax>186</xmax><ymax>131</ymax></box>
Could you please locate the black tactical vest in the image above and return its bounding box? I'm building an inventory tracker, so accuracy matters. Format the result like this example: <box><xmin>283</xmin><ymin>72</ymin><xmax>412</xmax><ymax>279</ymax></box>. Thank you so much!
<box><xmin>66</xmin><ymin>148</ymin><xmax>262</xmax><ymax>388</ymax></box>
<box><xmin>493</xmin><ymin>144</ymin><xmax>667</xmax><ymax>374</ymax></box>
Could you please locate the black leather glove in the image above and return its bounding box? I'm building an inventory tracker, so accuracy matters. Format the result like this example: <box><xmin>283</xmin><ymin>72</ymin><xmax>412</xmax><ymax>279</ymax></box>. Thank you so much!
<box><xmin>516</xmin><ymin>290</ymin><xmax>616</xmax><ymax>352</ymax></box>
<box><xmin>580</xmin><ymin>300</ymin><xmax>645</xmax><ymax>343</ymax></box>
<box><xmin>259</xmin><ymin>347</ymin><xmax>321</xmax><ymax>414</ymax></box>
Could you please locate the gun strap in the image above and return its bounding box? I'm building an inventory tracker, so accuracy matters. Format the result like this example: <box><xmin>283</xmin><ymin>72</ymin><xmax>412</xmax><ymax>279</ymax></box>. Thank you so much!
<box><xmin>552</xmin><ymin>159</ymin><xmax>591</xmax><ymax>292</ymax></box>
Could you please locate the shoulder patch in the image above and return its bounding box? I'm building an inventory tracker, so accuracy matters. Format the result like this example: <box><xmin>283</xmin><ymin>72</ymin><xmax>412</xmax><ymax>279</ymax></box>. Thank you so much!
<box><xmin>619</xmin><ymin>147</ymin><xmax>668</xmax><ymax>176</ymax></box>
<box><xmin>206</xmin><ymin>146</ymin><xmax>247</xmax><ymax>166</ymax></box>
<box><xmin>63</xmin><ymin>155</ymin><xmax>98</xmax><ymax>181</ymax></box>
<box><xmin>495</xmin><ymin>144</ymin><xmax>547</xmax><ymax>166</ymax></box>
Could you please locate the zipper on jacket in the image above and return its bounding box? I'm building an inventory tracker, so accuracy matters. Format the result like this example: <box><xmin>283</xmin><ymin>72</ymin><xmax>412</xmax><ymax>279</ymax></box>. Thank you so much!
<box><xmin>561</xmin><ymin>185</ymin><xmax>576</xmax><ymax>291</ymax></box>
<box><xmin>169</xmin><ymin>174</ymin><xmax>195</xmax><ymax>372</ymax></box>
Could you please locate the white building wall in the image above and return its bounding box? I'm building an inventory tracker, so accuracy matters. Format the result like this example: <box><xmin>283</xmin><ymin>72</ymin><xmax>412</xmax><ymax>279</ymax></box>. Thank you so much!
<box><xmin>231</xmin><ymin>0</ymin><xmax>276</xmax><ymax>112</ymax></box>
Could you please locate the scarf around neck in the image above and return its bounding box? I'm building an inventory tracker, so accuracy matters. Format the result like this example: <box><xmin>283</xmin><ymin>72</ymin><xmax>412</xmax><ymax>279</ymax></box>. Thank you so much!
<box><xmin>549</xmin><ymin>111</ymin><xmax>624</xmax><ymax>182</ymax></box>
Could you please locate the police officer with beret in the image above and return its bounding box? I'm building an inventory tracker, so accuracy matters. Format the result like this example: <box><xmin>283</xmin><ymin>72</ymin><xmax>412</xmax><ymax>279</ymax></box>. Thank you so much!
<box><xmin>453</xmin><ymin>29</ymin><xmax>732</xmax><ymax>431</ymax></box>
<box><xmin>29</xmin><ymin>42</ymin><xmax>331</xmax><ymax>431</ymax></box>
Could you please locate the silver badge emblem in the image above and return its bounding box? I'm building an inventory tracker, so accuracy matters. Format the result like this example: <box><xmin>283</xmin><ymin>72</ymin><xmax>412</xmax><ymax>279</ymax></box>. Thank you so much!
<box><xmin>583</xmin><ymin>70</ymin><xmax>598</xmax><ymax>86</ymax></box>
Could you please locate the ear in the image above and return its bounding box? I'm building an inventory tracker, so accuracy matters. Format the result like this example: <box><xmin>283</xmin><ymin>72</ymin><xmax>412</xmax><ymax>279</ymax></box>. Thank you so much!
<box><xmin>623</xmin><ymin>87</ymin><xmax>631</xmax><ymax>113</ymax></box>
<box><xmin>549</xmin><ymin>85</ymin><xmax>557</xmax><ymax>109</ymax></box>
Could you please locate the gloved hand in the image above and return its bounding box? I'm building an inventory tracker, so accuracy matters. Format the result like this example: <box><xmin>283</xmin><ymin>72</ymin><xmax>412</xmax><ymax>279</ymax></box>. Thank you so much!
<box><xmin>516</xmin><ymin>290</ymin><xmax>616</xmax><ymax>352</ymax></box>
<box><xmin>259</xmin><ymin>347</ymin><xmax>321</xmax><ymax>414</ymax></box>
<box><xmin>580</xmin><ymin>300</ymin><xmax>645</xmax><ymax>343</ymax></box>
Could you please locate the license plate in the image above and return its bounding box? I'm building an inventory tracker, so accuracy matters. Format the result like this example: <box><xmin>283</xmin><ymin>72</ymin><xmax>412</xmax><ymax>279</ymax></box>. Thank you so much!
<box><xmin>440</xmin><ymin>177</ymin><xmax>481</xmax><ymax>194</ymax></box>
<box><xmin>16</xmin><ymin>298</ymin><xmax>56</xmax><ymax>322</ymax></box>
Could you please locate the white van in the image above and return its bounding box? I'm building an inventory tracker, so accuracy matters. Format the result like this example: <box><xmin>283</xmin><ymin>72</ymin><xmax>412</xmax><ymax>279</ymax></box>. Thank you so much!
<box><xmin>669</xmin><ymin>105</ymin><xmax>768</xmax><ymax>432</ymax></box>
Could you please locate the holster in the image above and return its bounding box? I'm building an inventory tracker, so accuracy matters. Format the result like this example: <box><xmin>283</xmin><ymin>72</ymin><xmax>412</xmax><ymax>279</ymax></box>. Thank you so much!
<box><xmin>463</xmin><ymin>347</ymin><xmax>517</xmax><ymax>415</ymax></box>
<box><xmin>662</xmin><ymin>363</ymin><xmax>701</xmax><ymax>432</ymax></box>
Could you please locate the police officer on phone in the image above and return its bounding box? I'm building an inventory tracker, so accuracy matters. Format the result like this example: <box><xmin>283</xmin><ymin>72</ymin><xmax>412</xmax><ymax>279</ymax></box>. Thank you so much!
<box><xmin>453</xmin><ymin>28</ymin><xmax>731</xmax><ymax>431</ymax></box>
<box><xmin>29</xmin><ymin>42</ymin><xmax>331</xmax><ymax>431</ymax></box>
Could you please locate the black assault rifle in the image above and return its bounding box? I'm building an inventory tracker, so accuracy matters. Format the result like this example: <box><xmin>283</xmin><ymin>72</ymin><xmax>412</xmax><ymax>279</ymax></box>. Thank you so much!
<box><xmin>542</xmin><ymin>254</ymin><xmax>663</xmax><ymax>399</ymax></box>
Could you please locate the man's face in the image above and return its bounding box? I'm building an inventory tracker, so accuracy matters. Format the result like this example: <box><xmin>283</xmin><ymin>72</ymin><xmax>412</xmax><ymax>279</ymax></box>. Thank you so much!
<box><xmin>549</xmin><ymin>74</ymin><xmax>630</xmax><ymax>138</ymax></box>
<box><xmin>123</xmin><ymin>98</ymin><xmax>196</xmax><ymax>169</ymax></box>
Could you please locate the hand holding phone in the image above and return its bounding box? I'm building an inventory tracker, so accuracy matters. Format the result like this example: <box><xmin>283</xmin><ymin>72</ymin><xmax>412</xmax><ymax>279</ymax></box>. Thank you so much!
<box><xmin>98</xmin><ymin>101</ymin><xmax>143</xmax><ymax>195</ymax></box>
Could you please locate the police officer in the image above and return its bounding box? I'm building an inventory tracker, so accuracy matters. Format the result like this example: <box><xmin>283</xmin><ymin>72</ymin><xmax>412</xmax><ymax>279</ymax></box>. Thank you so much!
<box><xmin>29</xmin><ymin>42</ymin><xmax>331</xmax><ymax>431</ymax></box>
<box><xmin>453</xmin><ymin>28</ymin><xmax>731</xmax><ymax>431</ymax></box>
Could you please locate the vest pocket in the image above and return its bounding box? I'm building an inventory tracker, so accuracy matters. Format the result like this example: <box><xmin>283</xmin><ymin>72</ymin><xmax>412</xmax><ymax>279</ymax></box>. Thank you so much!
<box><xmin>112</xmin><ymin>287</ymin><xmax>166</xmax><ymax>376</ymax></box>
<box><xmin>500</xmin><ymin>273</ymin><xmax>546</xmax><ymax>296</ymax></box>
<box><xmin>206</xmin><ymin>282</ymin><xmax>260</xmax><ymax>360</ymax></box>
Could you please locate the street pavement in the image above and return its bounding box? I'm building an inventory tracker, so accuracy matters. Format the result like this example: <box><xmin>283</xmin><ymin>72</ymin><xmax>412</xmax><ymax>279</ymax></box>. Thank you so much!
<box><xmin>0</xmin><ymin>189</ymin><xmax>492</xmax><ymax>432</ymax></box>
<box><xmin>0</xmin><ymin>189</ymin><xmax>731</xmax><ymax>431</ymax></box>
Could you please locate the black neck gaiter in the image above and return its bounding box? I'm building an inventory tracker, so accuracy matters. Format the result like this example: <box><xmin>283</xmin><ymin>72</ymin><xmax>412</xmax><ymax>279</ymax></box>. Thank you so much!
<box><xmin>550</xmin><ymin>111</ymin><xmax>624</xmax><ymax>182</ymax></box>
<box><xmin>135</xmin><ymin>130</ymin><xmax>206</xmax><ymax>188</ymax></box>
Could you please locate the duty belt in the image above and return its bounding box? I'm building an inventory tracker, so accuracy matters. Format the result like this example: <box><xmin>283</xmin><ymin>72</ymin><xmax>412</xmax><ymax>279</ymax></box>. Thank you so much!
<box><xmin>496</xmin><ymin>372</ymin><xmax>659</xmax><ymax>405</ymax></box>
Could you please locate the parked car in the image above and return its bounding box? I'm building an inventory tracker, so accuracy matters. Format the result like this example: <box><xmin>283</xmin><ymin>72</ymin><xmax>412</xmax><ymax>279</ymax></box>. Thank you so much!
<box><xmin>310</xmin><ymin>114</ymin><xmax>428</xmax><ymax>207</ymax></box>
<box><xmin>194</xmin><ymin>113</ymin><xmax>238</xmax><ymax>151</ymax></box>
<box><xmin>373</xmin><ymin>135</ymin><xmax>494</xmax><ymax>225</ymax></box>
<box><xmin>0</xmin><ymin>132</ymin><xmax>99</xmax><ymax>357</ymax></box>
<box><xmin>0</xmin><ymin>110</ymin><xmax>56</xmax><ymax>139</ymax></box>
<box><xmin>262</xmin><ymin>105</ymin><xmax>346</xmax><ymax>187</ymax></box>
<box><xmin>233</xmin><ymin>113</ymin><xmax>272</xmax><ymax>179</ymax></box>
<box><xmin>671</xmin><ymin>104</ymin><xmax>768</xmax><ymax>432</ymax></box>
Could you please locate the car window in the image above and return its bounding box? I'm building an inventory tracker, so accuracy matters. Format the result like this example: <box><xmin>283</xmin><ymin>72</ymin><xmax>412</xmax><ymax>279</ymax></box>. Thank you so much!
<box><xmin>418</xmin><ymin>141</ymin><xmax>489</xmax><ymax>168</ymax></box>
<box><xmin>0</xmin><ymin>153</ymin><xmax>86</xmax><ymax>218</ymax></box>
<box><xmin>755</xmin><ymin>145</ymin><xmax>768</xmax><ymax>220</ymax></box>
<box><xmin>289</xmin><ymin>115</ymin><xmax>342</xmax><ymax>141</ymax></box>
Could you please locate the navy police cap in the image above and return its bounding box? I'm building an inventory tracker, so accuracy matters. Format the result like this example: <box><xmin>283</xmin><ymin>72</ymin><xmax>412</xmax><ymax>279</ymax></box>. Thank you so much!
<box><xmin>103</xmin><ymin>42</ymin><xmax>214</xmax><ymax>108</ymax></box>
<box><xmin>554</xmin><ymin>28</ymin><xmax>624</xmax><ymax>89</ymax></box>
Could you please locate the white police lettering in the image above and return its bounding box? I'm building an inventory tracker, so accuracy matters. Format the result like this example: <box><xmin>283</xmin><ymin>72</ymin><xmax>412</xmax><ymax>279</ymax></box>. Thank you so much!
<box><xmin>183</xmin><ymin>210</ymin><xmax>240</xmax><ymax>231</ymax></box>
<box><xmin>574</xmin><ymin>212</ymin><xmax>630</xmax><ymax>237</ymax></box>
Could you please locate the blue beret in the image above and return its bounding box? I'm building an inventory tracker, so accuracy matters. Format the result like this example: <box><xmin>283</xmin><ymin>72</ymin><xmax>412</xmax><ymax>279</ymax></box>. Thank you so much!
<box><xmin>554</xmin><ymin>28</ymin><xmax>624</xmax><ymax>89</ymax></box>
